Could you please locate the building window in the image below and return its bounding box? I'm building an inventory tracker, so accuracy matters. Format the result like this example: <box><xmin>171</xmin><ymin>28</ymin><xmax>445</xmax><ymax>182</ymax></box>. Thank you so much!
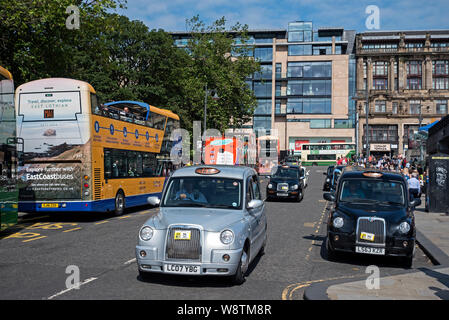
<box><xmin>373</xmin><ymin>61</ymin><xmax>388</xmax><ymax>76</ymax></box>
<box><xmin>363</xmin><ymin>125</ymin><xmax>398</xmax><ymax>143</ymax></box>
<box><xmin>407</xmin><ymin>61</ymin><xmax>422</xmax><ymax>90</ymax></box>
<box><xmin>254</xmin><ymin>47</ymin><xmax>272</xmax><ymax>62</ymax></box>
<box><xmin>287</xmin><ymin>80</ymin><xmax>331</xmax><ymax>96</ymax></box>
<box><xmin>254</xmin><ymin>81</ymin><xmax>272</xmax><ymax>97</ymax></box>
<box><xmin>436</xmin><ymin>100</ymin><xmax>448</xmax><ymax>114</ymax></box>
<box><xmin>253</xmin><ymin>116</ymin><xmax>271</xmax><ymax>131</ymax></box>
<box><xmin>312</xmin><ymin>45</ymin><xmax>332</xmax><ymax>55</ymax></box>
<box><xmin>432</xmin><ymin>60</ymin><xmax>449</xmax><ymax>90</ymax></box>
<box><xmin>373</xmin><ymin>78</ymin><xmax>388</xmax><ymax>90</ymax></box>
<box><xmin>375</xmin><ymin>100</ymin><xmax>386</xmax><ymax>113</ymax></box>
<box><xmin>409</xmin><ymin>100</ymin><xmax>421</xmax><ymax>115</ymax></box>
<box><xmin>309</xmin><ymin>119</ymin><xmax>331</xmax><ymax>128</ymax></box>
<box><xmin>286</xmin><ymin>98</ymin><xmax>331</xmax><ymax>114</ymax></box>
<box><xmin>254</xmin><ymin>65</ymin><xmax>272</xmax><ymax>80</ymax></box>
<box><xmin>288</xmin><ymin>44</ymin><xmax>312</xmax><ymax>56</ymax></box>
<box><xmin>287</xmin><ymin>61</ymin><xmax>332</xmax><ymax>78</ymax></box>
<box><xmin>392</xmin><ymin>102</ymin><xmax>398</xmax><ymax>114</ymax></box>
<box><xmin>254</xmin><ymin>99</ymin><xmax>272</xmax><ymax>115</ymax></box>
<box><xmin>334</xmin><ymin>119</ymin><xmax>351</xmax><ymax>128</ymax></box>
<box><xmin>275</xmin><ymin>83</ymin><xmax>281</xmax><ymax>97</ymax></box>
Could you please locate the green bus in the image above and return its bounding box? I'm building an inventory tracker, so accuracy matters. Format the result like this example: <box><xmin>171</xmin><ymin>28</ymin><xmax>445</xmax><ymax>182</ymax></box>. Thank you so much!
<box><xmin>0</xmin><ymin>66</ymin><xmax>19</xmax><ymax>231</ymax></box>
<box><xmin>300</xmin><ymin>142</ymin><xmax>356</xmax><ymax>166</ymax></box>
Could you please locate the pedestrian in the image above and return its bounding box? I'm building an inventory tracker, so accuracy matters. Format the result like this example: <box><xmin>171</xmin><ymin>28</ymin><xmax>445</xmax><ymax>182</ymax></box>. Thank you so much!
<box><xmin>408</xmin><ymin>172</ymin><xmax>421</xmax><ymax>201</ymax></box>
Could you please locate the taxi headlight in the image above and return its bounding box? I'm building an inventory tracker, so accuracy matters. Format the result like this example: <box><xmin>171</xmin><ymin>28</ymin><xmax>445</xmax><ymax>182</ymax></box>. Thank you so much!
<box><xmin>399</xmin><ymin>222</ymin><xmax>410</xmax><ymax>234</ymax></box>
<box><xmin>220</xmin><ymin>230</ymin><xmax>234</xmax><ymax>245</ymax></box>
<box><xmin>268</xmin><ymin>183</ymin><xmax>273</xmax><ymax>189</ymax></box>
<box><xmin>140</xmin><ymin>226</ymin><xmax>154</xmax><ymax>241</ymax></box>
<box><xmin>333</xmin><ymin>217</ymin><xmax>344</xmax><ymax>229</ymax></box>
<box><xmin>291</xmin><ymin>184</ymin><xmax>298</xmax><ymax>190</ymax></box>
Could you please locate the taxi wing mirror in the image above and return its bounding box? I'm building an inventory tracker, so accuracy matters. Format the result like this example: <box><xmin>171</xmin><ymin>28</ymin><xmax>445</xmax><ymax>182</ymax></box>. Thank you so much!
<box><xmin>147</xmin><ymin>196</ymin><xmax>160</xmax><ymax>206</ymax></box>
<box><xmin>323</xmin><ymin>192</ymin><xmax>336</xmax><ymax>202</ymax></box>
<box><xmin>247</xmin><ymin>199</ymin><xmax>263</xmax><ymax>210</ymax></box>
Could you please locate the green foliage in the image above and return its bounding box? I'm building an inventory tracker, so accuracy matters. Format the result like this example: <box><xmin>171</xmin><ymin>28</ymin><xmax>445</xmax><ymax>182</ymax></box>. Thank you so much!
<box><xmin>0</xmin><ymin>2</ymin><xmax>259</xmax><ymax>134</ymax></box>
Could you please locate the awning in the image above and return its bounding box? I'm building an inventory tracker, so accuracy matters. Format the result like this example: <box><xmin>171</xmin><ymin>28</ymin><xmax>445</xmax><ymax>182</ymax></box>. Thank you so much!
<box><xmin>419</xmin><ymin>120</ymin><xmax>439</xmax><ymax>132</ymax></box>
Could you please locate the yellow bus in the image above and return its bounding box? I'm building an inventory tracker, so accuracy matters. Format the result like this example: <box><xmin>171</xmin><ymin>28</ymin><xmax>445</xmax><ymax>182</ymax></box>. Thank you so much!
<box><xmin>16</xmin><ymin>78</ymin><xmax>180</xmax><ymax>215</ymax></box>
<box><xmin>300</xmin><ymin>142</ymin><xmax>355</xmax><ymax>166</ymax></box>
<box><xmin>1</xmin><ymin>66</ymin><xmax>18</xmax><ymax>230</ymax></box>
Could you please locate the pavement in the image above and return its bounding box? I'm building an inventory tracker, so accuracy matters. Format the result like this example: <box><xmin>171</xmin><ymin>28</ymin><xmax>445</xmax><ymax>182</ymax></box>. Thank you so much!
<box><xmin>304</xmin><ymin>197</ymin><xmax>449</xmax><ymax>300</ymax></box>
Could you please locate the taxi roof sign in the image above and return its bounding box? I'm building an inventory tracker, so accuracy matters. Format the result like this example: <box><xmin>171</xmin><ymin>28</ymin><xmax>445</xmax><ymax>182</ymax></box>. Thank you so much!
<box><xmin>195</xmin><ymin>168</ymin><xmax>220</xmax><ymax>175</ymax></box>
<box><xmin>362</xmin><ymin>172</ymin><xmax>383</xmax><ymax>178</ymax></box>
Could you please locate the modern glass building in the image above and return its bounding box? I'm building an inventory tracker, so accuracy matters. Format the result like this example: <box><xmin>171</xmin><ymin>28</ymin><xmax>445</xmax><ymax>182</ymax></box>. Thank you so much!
<box><xmin>172</xmin><ymin>21</ymin><xmax>357</xmax><ymax>158</ymax></box>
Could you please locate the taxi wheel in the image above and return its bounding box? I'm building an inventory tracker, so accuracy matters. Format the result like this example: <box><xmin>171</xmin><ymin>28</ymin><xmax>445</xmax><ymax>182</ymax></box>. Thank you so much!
<box><xmin>232</xmin><ymin>249</ymin><xmax>249</xmax><ymax>285</ymax></box>
<box><xmin>114</xmin><ymin>191</ymin><xmax>125</xmax><ymax>216</ymax></box>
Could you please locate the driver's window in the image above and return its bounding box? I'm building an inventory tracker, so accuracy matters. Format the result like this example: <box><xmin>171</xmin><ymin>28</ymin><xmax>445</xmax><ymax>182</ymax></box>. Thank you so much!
<box><xmin>246</xmin><ymin>177</ymin><xmax>254</xmax><ymax>206</ymax></box>
<box><xmin>251</xmin><ymin>176</ymin><xmax>261</xmax><ymax>200</ymax></box>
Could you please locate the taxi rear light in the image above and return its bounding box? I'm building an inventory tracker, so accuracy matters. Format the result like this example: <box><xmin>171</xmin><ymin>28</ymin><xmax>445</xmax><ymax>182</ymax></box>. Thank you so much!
<box><xmin>362</xmin><ymin>172</ymin><xmax>383</xmax><ymax>178</ymax></box>
<box><xmin>195</xmin><ymin>168</ymin><xmax>220</xmax><ymax>175</ymax></box>
<box><xmin>84</xmin><ymin>183</ymin><xmax>89</xmax><ymax>188</ymax></box>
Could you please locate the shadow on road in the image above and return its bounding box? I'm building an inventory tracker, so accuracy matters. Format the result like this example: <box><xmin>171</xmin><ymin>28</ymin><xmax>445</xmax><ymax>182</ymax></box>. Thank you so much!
<box><xmin>418</xmin><ymin>267</ymin><xmax>449</xmax><ymax>300</ymax></box>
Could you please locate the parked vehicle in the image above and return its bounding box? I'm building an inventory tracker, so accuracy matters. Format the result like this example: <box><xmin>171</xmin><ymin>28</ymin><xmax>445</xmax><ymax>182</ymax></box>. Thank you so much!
<box><xmin>323</xmin><ymin>167</ymin><xmax>420</xmax><ymax>268</ymax></box>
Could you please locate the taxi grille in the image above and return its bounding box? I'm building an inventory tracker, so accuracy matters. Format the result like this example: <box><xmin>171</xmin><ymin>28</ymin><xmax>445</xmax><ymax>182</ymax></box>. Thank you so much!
<box><xmin>166</xmin><ymin>227</ymin><xmax>201</xmax><ymax>261</ymax></box>
<box><xmin>356</xmin><ymin>217</ymin><xmax>386</xmax><ymax>245</ymax></box>
<box><xmin>277</xmin><ymin>183</ymin><xmax>289</xmax><ymax>192</ymax></box>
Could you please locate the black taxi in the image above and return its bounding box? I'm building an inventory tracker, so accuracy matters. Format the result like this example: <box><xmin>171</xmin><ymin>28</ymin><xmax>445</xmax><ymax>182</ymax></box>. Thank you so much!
<box><xmin>266</xmin><ymin>165</ymin><xmax>305</xmax><ymax>201</ymax></box>
<box><xmin>323</xmin><ymin>167</ymin><xmax>421</xmax><ymax>268</ymax></box>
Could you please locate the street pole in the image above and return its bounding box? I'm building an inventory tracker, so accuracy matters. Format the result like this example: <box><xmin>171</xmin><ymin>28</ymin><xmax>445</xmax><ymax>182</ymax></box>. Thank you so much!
<box><xmin>419</xmin><ymin>105</ymin><xmax>423</xmax><ymax>162</ymax></box>
<box><xmin>365</xmin><ymin>81</ymin><xmax>370</xmax><ymax>159</ymax></box>
<box><xmin>204</xmin><ymin>83</ymin><xmax>207</xmax><ymax>132</ymax></box>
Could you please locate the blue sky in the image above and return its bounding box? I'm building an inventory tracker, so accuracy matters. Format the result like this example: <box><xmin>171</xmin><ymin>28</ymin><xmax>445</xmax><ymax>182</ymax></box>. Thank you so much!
<box><xmin>116</xmin><ymin>0</ymin><xmax>449</xmax><ymax>32</ymax></box>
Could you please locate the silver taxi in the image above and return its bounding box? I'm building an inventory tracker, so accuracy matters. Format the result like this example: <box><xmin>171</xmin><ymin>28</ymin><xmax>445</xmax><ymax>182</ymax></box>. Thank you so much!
<box><xmin>136</xmin><ymin>165</ymin><xmax>267</xmax><ymax>284</ymax></box>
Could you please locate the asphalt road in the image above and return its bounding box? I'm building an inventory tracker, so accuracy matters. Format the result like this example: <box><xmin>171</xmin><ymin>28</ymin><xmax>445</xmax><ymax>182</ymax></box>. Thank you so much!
<box><xmin>0</xmin><ymin>168</ymin><xmax>433</xmax><ymax>300</ymax></box>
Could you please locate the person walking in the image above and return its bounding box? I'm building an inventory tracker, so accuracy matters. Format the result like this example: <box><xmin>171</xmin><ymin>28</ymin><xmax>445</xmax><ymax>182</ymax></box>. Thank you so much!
<box><xmin>408</xmin><ymin>172</ymin><xmax>421</xmax><ymax>202</ymax></box>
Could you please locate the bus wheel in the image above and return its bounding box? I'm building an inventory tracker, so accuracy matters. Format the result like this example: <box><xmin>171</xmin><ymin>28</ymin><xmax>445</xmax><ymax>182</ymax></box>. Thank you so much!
<box><xmin>114</xmin><ymin>191</ymin><xmax>125</xmax><ymax>216</ymax></box>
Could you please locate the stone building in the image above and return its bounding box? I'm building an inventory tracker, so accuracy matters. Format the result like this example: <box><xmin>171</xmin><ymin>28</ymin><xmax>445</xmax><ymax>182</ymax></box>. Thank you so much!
<box><xmin>355</xmin><ymin>30</ymin><xmax>449</xmax><ymax>160</ymax></box>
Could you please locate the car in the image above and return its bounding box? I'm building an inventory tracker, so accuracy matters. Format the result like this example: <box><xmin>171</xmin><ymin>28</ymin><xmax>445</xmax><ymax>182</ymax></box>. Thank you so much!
<box><xmin>323</xmin><ymin>167</ymin><xmax>420</xmax><ymax>268</ymax></box>
<box><xmin>284</xmin><ymin>156</ymin><xmax>300</xmax><ymax>166</ymax></box>
<box><xmin>266</xmin><ymin>165</ymin><xmax>305</xmax><ymax>201</ymax></box>
<box><xmin>322</xmin><ymin>165</ymin><xmax>345</xmax><ymax>191</ymax></box>
<box><xmin>136</xmin><ymin>165</ymin><xmax>267</xmax><ymax>285</ymax></box>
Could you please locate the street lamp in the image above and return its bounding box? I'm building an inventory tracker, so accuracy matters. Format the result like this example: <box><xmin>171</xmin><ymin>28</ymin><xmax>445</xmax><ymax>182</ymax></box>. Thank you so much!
<box><xmin>203</xmin><ymin>83</ymin><xmax>219</xmax><ymax>131</ymax></box>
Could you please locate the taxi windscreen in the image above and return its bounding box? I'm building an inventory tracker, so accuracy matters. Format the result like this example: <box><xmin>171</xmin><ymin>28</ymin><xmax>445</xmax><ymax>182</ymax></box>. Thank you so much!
<box><xmin>272</xmin><ymin>167</ymin><xmax>299</xmax><ymax>179</ymax></box>
<box><xmin>339</xmin><ymin>179</ymin><xmax>405</xmax><ymax>205</ymax></box>
<box><xmin>162</xmin><ymin>177</ymin><xmax>242</xmax><ymax>209</ymax></box>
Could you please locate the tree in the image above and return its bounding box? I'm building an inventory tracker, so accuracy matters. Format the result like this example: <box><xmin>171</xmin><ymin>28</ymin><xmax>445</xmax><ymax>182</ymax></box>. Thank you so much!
<box><xmin>0</xmin><ymin>0</ymin><xmax>126</xmax><ymax>85</ymax></box>
<box><xmin>181</xmin><ymin>16</ymin><xmax>260</xmax><ymax>133</ymax></box>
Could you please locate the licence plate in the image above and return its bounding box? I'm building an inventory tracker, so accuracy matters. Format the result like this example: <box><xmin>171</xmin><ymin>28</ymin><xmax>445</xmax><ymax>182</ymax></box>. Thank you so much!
<box><xmin>41</xmin><ymin>203</ymin><xmax>59</xmax><ymax>208</ymax></box>
<box><xmin>355</xmin><ymin>246</ymin><xmax>385</xmax><ymax>255</ymax></box>
<box><xmin>360</xmin><ymin>232</ymin><xmax>375</xmax><ymax>242</ymax></box>
<box><xmin>281</xmin><ymin>186</ymin><xmax>288</xmax><ymax>191</ymax></box>
<box><xmin>277</xmin><ymin>193</ymin><xmax>288</xmax><ymax>197</ymax></box>
<box><xmin>174</xmin><ymin>230</ymin><xmax>191</xmax><ymax>240</ymax></box>
<box><xmin>164</xmin><ymin>264</ymin><xmax>201</xmax><ymax>275</ymax></box>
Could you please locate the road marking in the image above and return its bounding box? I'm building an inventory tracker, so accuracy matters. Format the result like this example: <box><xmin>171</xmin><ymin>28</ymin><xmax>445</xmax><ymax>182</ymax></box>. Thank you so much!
<box><xmin>95</xmin><ymin>221</ymin><xmax>109</xmax><ymax>225</ymax></box>
<box><xmin>281</xmin><ymin>275</ymin><xmax>358</xmax><ymax>300</ymax></box>
<box><xmin>118</xmin><ymin>215</ymin><xmax>131</xmax><ymax>219</ymax></box>
<box><xmin>47</xmin><ymin>277</ymin><xmax>97</xmax><ymax>300</ymax></box>
<box><xmin>22</xmin><ymin>236</ymin><xmax>47</xmax><ymax>242</ymax></box>
<box><xmin>303</xmin><ymin>222</ymin><xmax>315</xmax><ymax>228</ymax></box>
<box><xmin>63</xmin><ymin>227</ymin><xmax>82</xmax><ymax>233</ymax></box>
<box><xmin>124</xmin><ymin>258</ymin><xmax>136</xmax><ymax>265</ymax></box>
<box><xmin>19</xmin><ymin>215</ymin><xmax>50</xmax><ymax>222</ymax></box>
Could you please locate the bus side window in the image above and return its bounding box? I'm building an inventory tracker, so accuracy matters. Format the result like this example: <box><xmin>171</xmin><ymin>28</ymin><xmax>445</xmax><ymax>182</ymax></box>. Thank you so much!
<box><xmin>104</xmin><ymin>150</ymin><xmax>112</xmax><ymax>179</ymax></box>
<box><xmin>142</xmin><ymin>153</ymin><xmax>156</xmax><ymax>177</ymax></box>
<box><xmin>90</xmin><ymin>93</ymin><xmax>100</xmax><ymax>115</ymax></box>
